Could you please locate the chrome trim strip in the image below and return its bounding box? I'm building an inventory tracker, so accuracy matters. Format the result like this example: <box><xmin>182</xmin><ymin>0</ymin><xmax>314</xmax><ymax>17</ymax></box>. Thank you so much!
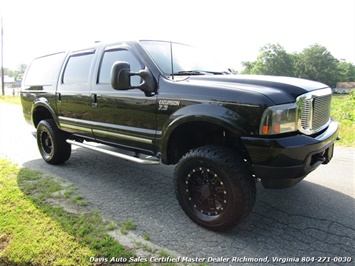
<box><xmin>93</xmin><ymin>129</ymin><xmax>152</xmax><ymax>144</ymax></box>
<box><xmin>58</xmin><ymin>116</ymin><xmax>154</xmax><ymax>144</ymax></box>
<box><xmin>61</xmin><ymin>123</ymin><xmax>92</xmax><ymax>133</ymax></box>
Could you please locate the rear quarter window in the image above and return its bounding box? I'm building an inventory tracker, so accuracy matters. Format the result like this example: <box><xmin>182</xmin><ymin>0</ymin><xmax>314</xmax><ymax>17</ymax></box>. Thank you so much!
<box><xmin>24</xmin><ymin>52</ymin><xmax>66</xmax><ymax>87</ymax></box>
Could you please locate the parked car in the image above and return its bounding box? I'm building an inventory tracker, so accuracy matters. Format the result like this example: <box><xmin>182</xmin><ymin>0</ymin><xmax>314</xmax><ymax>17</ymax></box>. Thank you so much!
<box><xmin>21</xmin><ymin>40</ymin><xmax>338</xmax><ymax>231</ymax></box>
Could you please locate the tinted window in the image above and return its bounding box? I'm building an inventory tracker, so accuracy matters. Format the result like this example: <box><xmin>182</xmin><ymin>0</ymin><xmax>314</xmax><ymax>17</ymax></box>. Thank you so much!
<box><xmin>99</xmin><ymin>50</ymin><xmax>141</xmax><ymax>86</ymax></box>
<box><xmin>63</xmin><ymin>52</ymin><xmax>94</xmax><ymax>84</ymax></box>
<box><xmin>25</xmin><ymin>52</ymin><xmax>66</xmax><ymax>86</ymax></box>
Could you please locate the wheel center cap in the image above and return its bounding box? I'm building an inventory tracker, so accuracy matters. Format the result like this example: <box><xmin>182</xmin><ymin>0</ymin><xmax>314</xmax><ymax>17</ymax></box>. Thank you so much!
<box><xmin>201</xmin><ymin>184</ymin><xmax>211</xmax><ymax>197</ymax></box>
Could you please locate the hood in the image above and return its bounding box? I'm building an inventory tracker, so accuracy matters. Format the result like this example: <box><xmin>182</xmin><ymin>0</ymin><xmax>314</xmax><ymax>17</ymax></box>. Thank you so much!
<box><xmin>186</xmin><ymin>74</ymin><xmax>329</xmax><ymax>105</ymax></box>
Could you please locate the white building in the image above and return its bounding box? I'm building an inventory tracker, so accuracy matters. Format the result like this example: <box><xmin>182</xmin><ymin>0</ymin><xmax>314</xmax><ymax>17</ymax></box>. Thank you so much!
<box><xmin>335</xmin><ymin>82</ymin><xmax>355</xmax><ymax>94</ymax></box>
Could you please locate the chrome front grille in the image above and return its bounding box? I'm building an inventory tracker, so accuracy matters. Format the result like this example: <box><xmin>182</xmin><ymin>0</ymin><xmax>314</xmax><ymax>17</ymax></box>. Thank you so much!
<box><xmin>301</xmin><ymin>98</ymin><xmax>312</xmax><ymax>130</ymax></box>
<box><xmin>297</xmin><ymin>88</ymin><xmax>332</xmax><ymax>135</ymax></box>
<box><xmin>313</xmin><ymin>94</ymin><xmax>331</xmax><ymax>128</ymax></box>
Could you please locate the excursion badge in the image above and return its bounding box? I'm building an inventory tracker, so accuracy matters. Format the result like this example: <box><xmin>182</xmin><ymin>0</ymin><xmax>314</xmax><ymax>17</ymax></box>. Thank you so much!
<box><xmin>158</xmin><ymin>100</ymin><xmax>181</xmax><ymax>110</ymax></box>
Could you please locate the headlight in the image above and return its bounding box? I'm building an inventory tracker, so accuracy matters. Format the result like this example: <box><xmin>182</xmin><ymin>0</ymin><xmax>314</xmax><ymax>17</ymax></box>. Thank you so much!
<box><xmin>260</xmin><ymin>103</ymin><xmax>298</xmax><ymax>135</ymax></box>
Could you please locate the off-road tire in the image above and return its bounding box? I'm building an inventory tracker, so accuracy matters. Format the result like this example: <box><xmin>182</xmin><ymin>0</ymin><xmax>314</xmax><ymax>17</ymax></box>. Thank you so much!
<box><xmin>174</xmin><ymin>145</ymin><xmax>256</xmax><ymax>231</ymax></box>
<box><xmin>37</xmin><ymin>119</ymin><xmax>71</xmax><ymax>164</ymax></box>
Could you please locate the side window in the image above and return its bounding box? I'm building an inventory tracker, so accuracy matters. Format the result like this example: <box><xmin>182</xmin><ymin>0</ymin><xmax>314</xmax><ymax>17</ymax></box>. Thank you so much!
<box><xmin>98</xmin><ymin>50</ymin><xmax>141</xmax><ymax>86</ymax></box>
<box><xmin>24</xmin><ymin>52</ymin><xmax>66</xmax><ymax>87</ymax></box>
<box><xmin>63</xmin><ymin>52</ymin><xmax>94</xmax><ymax>84</ymax></box>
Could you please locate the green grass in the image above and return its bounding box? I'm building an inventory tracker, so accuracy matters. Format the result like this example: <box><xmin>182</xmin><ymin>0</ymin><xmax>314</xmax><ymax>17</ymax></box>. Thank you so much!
<box><xmin>120</xmin><ymin>220</ymin><xmax>137</xmax><ymax>235</ymax></box>
<box><xmin>123</xmin><ymin>220</ymin><xmax>137</xmax><ymax>230</ymax></box>
<box><xmin>159</xmin><ymin>250</ymin><xmax>171</xmax><ymax>257</ymax></box>
<box><xmin>70</xmin><ymin>194</ymin><xmax>90</xmax><ymax>206</ymax></box>
<box><xmin>331</xmin><ymin>92</ymin><xmax>355</xmax><ymax>147</ymax></box>
<box><xmin>0</xmin><ymin>95</ymin><xmax>21</xmax><ymax>105</ymax></box>
<box><xmin>135</xmin><ymin>241</ymin><xmax>153</xmax><ymax>253</ymax></box>
<box><xmin>0</xmin><ymin>159</ymin><xmax>135</xmax><ymax>265</ymax></box>
<box><xmin>0</xmin><ymin>160</ymin><xmax>93</xmax><ymax>265</ymax></box>
<box><xmin>143</xmin><ymin>232</ymin><xmax>151</xmax><ymax>241</ymax></box>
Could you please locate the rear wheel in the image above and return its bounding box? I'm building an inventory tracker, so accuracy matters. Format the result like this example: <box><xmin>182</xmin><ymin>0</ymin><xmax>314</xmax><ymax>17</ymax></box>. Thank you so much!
<box><xmin>174</xmin><ymin>145</ymin><xmax>256</xmax><ymax>231</ymax></box>
<box><xmin>37</xmin><ymin>119</ymin><xmax>71</xmax><ymax>164</ymax></box>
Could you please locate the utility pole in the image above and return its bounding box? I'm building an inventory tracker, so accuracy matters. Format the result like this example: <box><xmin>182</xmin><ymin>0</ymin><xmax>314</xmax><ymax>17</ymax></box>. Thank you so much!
<box><xmin>1</xmin><ymin>17</ymin><xmax>4</xmax><ymax>95</ymax></box>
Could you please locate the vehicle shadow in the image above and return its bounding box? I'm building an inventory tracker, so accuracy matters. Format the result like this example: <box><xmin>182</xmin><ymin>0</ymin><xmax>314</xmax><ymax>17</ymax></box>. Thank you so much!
<box><xmin>22</xmin><ymin>146</ymin><xmax>355</xmax><ymax>259</ymax></box>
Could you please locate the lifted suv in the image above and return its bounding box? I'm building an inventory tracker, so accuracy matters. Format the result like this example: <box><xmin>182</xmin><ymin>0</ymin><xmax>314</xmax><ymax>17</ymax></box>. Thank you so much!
<box><xmin>21</xmin><ymin>40</ymin><xmax>338</xmax><ymax>231</ymax></box>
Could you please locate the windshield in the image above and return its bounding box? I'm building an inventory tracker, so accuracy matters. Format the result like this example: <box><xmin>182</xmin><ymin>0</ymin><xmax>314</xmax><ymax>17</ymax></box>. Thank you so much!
<box><xmin>140</xmin><ymin>40</ymin><xmax>231</xmax><ymax>76</ymax></box>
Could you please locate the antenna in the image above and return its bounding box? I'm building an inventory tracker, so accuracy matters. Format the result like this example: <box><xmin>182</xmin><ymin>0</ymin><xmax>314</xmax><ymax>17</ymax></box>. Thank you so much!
<box><xmin>170</xmin><ymin>41</ymin><xmax>174</xmax><ymax>81</ymax></box>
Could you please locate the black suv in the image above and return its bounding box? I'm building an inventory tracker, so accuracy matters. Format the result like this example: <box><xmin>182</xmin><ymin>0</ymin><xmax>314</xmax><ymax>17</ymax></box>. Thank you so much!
<box><xmin>21</xmin><ymin>40</ymin><xmax>338</xmax><ymax>231</ymax></box>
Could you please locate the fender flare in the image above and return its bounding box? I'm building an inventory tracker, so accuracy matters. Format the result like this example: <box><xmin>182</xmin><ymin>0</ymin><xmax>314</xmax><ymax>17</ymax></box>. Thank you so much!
<box><xmin>31</xmin><ymin>97</ymin><xmax>59</xmax><ymax>128</ymax></box>
<box><xmin>159</xmin><ymin>103</ymin><xmax>248</xmax><ymax>163</ymax></box>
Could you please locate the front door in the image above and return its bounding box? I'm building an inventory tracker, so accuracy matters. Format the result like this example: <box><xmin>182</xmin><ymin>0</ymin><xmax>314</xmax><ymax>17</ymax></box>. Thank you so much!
<box><xmin>90</xmin><ymin>46</ymin><xmax>157</xmax><ymax>154</ymax></box>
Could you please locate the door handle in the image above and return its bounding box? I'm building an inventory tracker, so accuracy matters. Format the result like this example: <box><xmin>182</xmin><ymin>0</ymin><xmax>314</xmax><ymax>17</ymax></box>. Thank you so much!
<box><xmin>91</xmin><ymin>94</ymin><xmax>98</xmax><ymax>108</ymax></box>
<box><xmin>57</xmin><ymin>92</ymin><xmax>61</xmax><ymax>104</ymax></box>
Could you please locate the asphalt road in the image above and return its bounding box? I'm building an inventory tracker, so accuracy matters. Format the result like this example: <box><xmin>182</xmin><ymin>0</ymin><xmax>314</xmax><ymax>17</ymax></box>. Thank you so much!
<box><xmin>1</xmin><ymin>102</ymin><xmax>354</xmax><ymax>264</ymax></box>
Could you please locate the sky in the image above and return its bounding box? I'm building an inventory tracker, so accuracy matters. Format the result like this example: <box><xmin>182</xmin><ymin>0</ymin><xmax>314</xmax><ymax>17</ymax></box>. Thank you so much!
<box><xmin>0</xmin><ymin>0</ymin><xmax>354</xmax><ymax>71</ymax></box>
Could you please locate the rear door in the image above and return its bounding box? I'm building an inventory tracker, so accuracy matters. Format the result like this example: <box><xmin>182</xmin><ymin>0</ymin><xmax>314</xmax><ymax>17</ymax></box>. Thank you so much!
<box><xmin>57</xmin><ymin>49</ymin><xmax>96</xmax><ymax>138</ymax></box>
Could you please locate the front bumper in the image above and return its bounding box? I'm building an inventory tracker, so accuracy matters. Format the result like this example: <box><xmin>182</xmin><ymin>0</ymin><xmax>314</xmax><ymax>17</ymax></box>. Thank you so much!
<box><xmin>241</xmin><ymin>120</ymin><xmax>338</xmax><ymax>189</ymax></box>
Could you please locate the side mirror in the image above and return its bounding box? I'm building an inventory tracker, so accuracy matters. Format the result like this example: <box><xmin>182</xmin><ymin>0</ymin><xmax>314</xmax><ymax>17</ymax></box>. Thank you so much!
<box><xmin>138</xmin><ymin>66</ymin><xmax>156</xmax><ymax>93</ymax></box>
<box><xmin>111</xmin><ymin>61</ymin><xmax>155</xmax><ymax>93</ymax></box>
<box><xmin>110</xmin><ymin>61</ymin><xmax>131</xmax><ymax>90</ymax></box>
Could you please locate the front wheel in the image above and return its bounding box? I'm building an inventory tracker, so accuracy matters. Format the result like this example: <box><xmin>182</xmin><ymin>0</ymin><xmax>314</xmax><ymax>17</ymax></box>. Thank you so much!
<box><xmin>37</xmin><ymin>119</ymin><xmax>71</xmax><ymax>164</ymax></box>
<box><xmin>174</xmin><ymin>145</ymin><xmax>256</xmax><ymax>231</ymax></box>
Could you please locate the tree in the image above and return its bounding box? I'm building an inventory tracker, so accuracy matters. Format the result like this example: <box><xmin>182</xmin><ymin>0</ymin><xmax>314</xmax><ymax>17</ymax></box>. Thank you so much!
<box><xmin>241</xmin><ymin>61</ymin><xmax>255</xmax><ymax>74</ymax></box>
<box><xmin>294</xmin><ymin>44</ymin><xmax>339</xmax><ymax>87</ymax></box>
<box><xmin>6</xmin><ymin>64</ymin><xmax>27</xmax><ymax>80</ymax></box>
<box><xmin>17</xmin><ymin>64</ymin><xmax>27</xmax><ymax>77</ymax></box>
<box><xmin>240</xmin><ymin>43</ymin><xmax>354</xmax><ymax>87</ymax></box>
<box><xmin>337</xmin><ymin>60</ymin><xmax>355</xmax><ymax>82</ymax></box>
<box><xmin>241</xmin><ymin>44</ymin><xmax>294</xmax><ymax>76</ymax></box>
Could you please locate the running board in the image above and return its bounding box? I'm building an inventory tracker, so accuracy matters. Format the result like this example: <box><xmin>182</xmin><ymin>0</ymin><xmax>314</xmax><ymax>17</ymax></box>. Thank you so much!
<box><xmin>66</xmin><ymin>139</ymin><xmax>160</xmax><ymax>165</ymax></box>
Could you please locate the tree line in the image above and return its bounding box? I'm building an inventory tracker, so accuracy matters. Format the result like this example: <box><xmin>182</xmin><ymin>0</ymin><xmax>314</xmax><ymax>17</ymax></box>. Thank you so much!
<box><xmin>240</xmin><ymin>43</ymin><xmax>355</xmax><ymax>88</ymax></box>
<box><xmin>3</xmin><ymin>64</ymin><xmax>27</xmax><ymax>80</ymax></box>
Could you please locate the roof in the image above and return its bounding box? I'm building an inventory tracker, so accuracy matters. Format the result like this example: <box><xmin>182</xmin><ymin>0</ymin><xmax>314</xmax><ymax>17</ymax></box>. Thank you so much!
<box><xmin>336</xmin><ymin>82</ymin><xmax>355</xmax><ymax>89</ymax></box>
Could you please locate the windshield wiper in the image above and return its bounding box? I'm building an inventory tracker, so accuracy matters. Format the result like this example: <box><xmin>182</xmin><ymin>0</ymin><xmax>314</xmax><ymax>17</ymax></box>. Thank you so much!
<box><xmin>173</xmin><ymin>70</ymin><xmax>232</xmax><ymax>76</ymax></box>
<box><xmin>173</xmin><ymin>70</ymin><xmax>205</xmax><ymax>76</ymax></box>
<box><xmin>202</xmin><ymin>70</ymin><xmax>232</xmax><ymax>75</ymax></box>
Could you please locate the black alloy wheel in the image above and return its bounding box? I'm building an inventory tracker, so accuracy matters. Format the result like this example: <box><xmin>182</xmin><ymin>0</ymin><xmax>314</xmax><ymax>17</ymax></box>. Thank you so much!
<box><xmin>185</xmin><ymin>167</ymin><xmax>228</xmax><ymax>216</ymax></box>
<box><xmin>174</xmin><ymin>145</ymin><xmax>256</xmax><ymax>231</ymax></box>
<box><xmin>37</xmin><ymin>119</ymin><xmax>71</xmax><ymax>164</ymax></box>
<box><xmin>39</xmin><ymin>129</ymin><xmax>53</xmax><ymax>159</ymax></box>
